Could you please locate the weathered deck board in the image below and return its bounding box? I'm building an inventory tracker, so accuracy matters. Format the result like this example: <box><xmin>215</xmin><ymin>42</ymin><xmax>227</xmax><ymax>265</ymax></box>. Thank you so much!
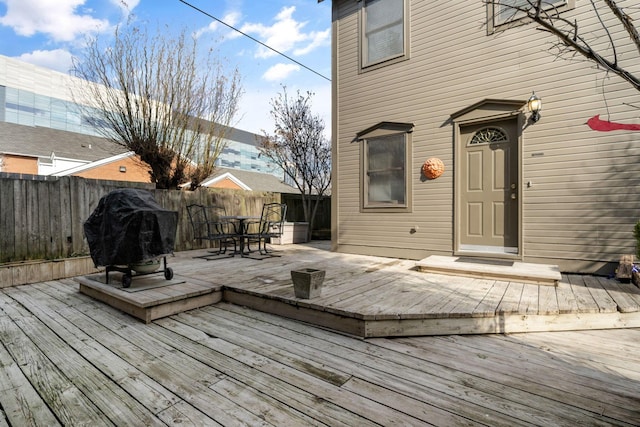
<box><xmin>595</xmin><ymin>276</ymin><xmax>640</xmax><ymax>313</ymax></box>
<box><xmin>472</xmin><ymin>280</ymin><xmax>509</xmax><ymax>317</ymax></box>
<box><xmin>556</xmin><ymin>276</ymin><xmax>581</xmax><ymax>313</ymax></box>
<box><xmin>162</xmin><ymin>317</ymin><xmax>428</xmax><ymax>426</ymax></box>
<box><xmin>438</xmin><ymin>332</ymin><xmax>640</xmax><ymax>394</ymax></box>
<box><xmin>538</xmin><ymin>284</ymin><xmax>560</xmax><ymax>315</ymax></box>
<box><xmin>0</xmin><ymin>326</ymin><xmax>61</xmax><ymax>427</ymax></box>
<box><xmin>215</xmin><ymin>303</ymin><xmax>640</xmax><ymax>426</ymax></box>
<box><xmin>11</xmin><ymin>283</ymin><xmax>186</xmax><ymax>416</ymax></box>
<box><xmin>509</xmin><ymin>329</ymin><xmax>640</xmax><ymax>381</ymax></box>
<box><xmin>2</xmin><ymin>286</ymin><xmax>168</xmax><ymax>426</ymax></box>
<box><xmin>519</xmin><ymin>283</ymin><xmax>540</xmax><ymax>314</ymax></box>
<box><xmin>327</xmin><ymin>271</ymin><xmax>411</xmax><ymax>319</ymax></box>
<box><xmin>312</xmin><ymin>269</ymin><xmax>394</xmax><ymax>307</ymax></box>
<box><xmin>381</xmin><ymin>335</ymin><xmax>640</xmax><ymax>423</ymax></box>
<box><xmin>0</xmin><ymin>293</ymin><xmax>116</xmax><ymax>427</ymax></box>
<box><xmin>496</xmin><ymin>282</ymin><xmax>524</xmax><ymax>314</ymax></box>
<box><xmin>35</xmin><ymin>281</ymin><xmax>276</xmax><ymax>426</ymax></box>
<box><xmin>446</xmin><ymin>278</ymin><xmax>495</xmax><ymax>318</ymax></box>
<box><xmin>1</xmin><ymin>277</ymin><xmax>639</xmax><ymax>426</ymax></box>
<box><xmin>177</xmin><ymin>307</ymin><xmax>549</xmax><ymax>426</ymax></box>
<box><xmin>567</xmin><ymin>274</ymin><xmax>602</xmax><ymax>313</ymax></box>
<box><xmin>583</xmin><ymin>275</ymin><xmax>619</xmax><ymax>313</ymax></box>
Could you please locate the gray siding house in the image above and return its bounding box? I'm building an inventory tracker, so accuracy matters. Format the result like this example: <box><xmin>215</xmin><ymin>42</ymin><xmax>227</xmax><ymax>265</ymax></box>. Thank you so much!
<box><xmin>327</xmin><ymin>0</ymin><xmax>640</xmax><ymax>274</ymax></box>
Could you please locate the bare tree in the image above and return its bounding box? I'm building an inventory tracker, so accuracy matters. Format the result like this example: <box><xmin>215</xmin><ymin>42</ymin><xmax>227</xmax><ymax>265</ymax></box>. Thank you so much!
<box><xmin>260</xmin><ymin>88</ymin><xmax>331</xmax><ymax>240</ymax></box>
<box><xmin>72</xmin><ymin>23</ymin><xmax>242</xmax><ymax>189</ymax></box>
<box><xmin>486</xmin><ymin>0</ymin><xmax>640</xmax><ymax>91</ymax></box>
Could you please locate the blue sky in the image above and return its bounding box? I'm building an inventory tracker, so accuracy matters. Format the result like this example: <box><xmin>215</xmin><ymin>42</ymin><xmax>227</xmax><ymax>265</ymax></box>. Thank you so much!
<box><xmin>0</xmin><ymin>0</ymin><xmax>332</xmax><ymax>136</ymax></box>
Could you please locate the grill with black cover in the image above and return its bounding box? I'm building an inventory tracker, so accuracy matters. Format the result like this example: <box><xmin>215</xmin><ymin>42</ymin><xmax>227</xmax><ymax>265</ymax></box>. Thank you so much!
<box><xmin>84</xmin><ymin>188</ymin><xmax>178</xmax><ymax>287</ymax></box>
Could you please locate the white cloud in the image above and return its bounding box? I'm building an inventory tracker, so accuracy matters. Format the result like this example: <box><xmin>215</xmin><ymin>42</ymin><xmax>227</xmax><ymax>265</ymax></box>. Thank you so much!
<box><xmin>0</xmin><ymin>0</ymin><xmax>110</xmax><ymax>42</ymax></box>
<box><xmin>240</xmin><ymin>6</ymin><xmax>329</xmax><ymax>59</ymax></box>
<box><xmin>262</xmin><ymin>63</ymin><xmax>300</xmax><ymax>82</ymax></box>
<box><xmin>293</xmin><ymin>28</ymin><xmax>330</xmax><ymax>56</ymax></box>
<box><xmin>16</xmin><ymin>49</ymin><xmax>75</xmax><ymax>73</ymax></box>
<box><xmin>194</xmin><ymin>11</ymin><xmax>241</xmax><ymax>40</ymax></box>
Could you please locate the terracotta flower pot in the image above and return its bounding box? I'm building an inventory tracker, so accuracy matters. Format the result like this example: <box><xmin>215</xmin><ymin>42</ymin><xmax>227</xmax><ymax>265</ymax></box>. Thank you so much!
<box><xmin>291</xmin><ymin>268</ymin><xmax>326</xmax><ymax>299</ymax></box>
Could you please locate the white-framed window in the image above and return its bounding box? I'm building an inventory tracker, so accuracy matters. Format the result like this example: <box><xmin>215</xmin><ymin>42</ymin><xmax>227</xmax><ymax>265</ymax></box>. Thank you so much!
<box><xmin>489</xmin><ymin>0</ymin><xmax>573</xmax><ymax>32</ymax></box>
<box><xmin>358</xmin><ymin>122</ymin><xmax>413</xmax><ymax>210</ymax></box>
<box><xmin>362</xmin><ymin>0</ymin><xmax>408</xmax><ymax>68</ymax></box>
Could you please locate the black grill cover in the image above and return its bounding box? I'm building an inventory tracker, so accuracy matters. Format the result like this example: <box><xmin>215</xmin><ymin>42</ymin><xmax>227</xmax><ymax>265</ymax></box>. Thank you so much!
<box><xmin>84</xmin><ymin>188</ymin><xmax>178</xmax><ymax>267</ymax></box>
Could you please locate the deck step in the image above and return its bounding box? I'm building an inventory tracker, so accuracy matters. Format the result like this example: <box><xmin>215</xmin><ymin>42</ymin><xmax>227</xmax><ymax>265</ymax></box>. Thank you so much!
<box><xmin>76</xmin><ymin>273</ymin><xmax>223</xmax><ymax>323</ymax></box>
<box><xmin>415</xmin><ymin>255</ymin><xmax>561</xmax><ymax>286</ymax></box>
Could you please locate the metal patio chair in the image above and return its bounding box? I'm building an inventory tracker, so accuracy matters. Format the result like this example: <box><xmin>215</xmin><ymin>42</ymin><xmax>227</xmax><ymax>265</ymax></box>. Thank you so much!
<box><xmin>187</xmin><ymin>204</ymin><xmax>238</xmax><ymax>259</ymax></box>
<box><xmin>242</xmin><ymin>202</ymin><xmax>287</xmax><ymax>258</ymax></box>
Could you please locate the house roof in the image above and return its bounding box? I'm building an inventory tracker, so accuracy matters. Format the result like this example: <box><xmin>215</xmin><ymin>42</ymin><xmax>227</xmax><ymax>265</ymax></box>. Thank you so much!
<box><xmin>202</xmin><ymin>167</ymin><xmax>300</xmax><ymax>194</ymax></box>
<box><xmin>52</xmin><ymin>151</ymin><xmax>137</xmax><ymax>176</ymax></box>
<box><xmin>0</xmin><ymin>121</ymin><xmax>125</xmax><ymax>161</ymax></box>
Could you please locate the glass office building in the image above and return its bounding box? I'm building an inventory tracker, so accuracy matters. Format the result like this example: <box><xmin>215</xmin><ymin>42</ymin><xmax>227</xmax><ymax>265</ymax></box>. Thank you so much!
<box><xmin>0</xmin><ymin>55</ymin><xmax>278</xmax><ymax>175</ymax></box>
<box><xmin>0</xmin><ymin>85</ymin><xmax>98</xmax><ymax>135</ymax></box>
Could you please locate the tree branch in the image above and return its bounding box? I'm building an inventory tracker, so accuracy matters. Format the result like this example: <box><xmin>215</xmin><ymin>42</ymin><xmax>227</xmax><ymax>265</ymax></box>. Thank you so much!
<box><xmin>486</xmin><ymin>1</ymin><xmax>640</xmax><ymax>91</ymax></box>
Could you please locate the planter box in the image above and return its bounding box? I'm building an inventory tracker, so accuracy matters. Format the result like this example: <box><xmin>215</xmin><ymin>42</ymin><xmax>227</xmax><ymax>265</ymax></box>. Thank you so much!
<box><xmin>291</xmin><ymin>268</ymin><xmax>325</xmax><ymax>299</ymax></box>
<box><xmin>272</xmin><ymin>222</ymin><xmax>309</xmax><ymax>245</ymax></box>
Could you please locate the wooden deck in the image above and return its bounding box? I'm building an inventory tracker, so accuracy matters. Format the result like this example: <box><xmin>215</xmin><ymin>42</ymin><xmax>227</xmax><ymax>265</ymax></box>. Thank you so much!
<box><xmin>74</xmin><ymin>241</ymin><xmax>640</xmax><ymax>337</ymax></box>
<box><xmin>1</xmin><ymin>278</ymin><xmax>639</xmax><ymax>425</ymax></box>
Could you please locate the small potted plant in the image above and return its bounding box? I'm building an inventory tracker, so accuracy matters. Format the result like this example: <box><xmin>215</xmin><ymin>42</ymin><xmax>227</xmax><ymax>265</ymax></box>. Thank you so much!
<box><xmin>291</xmin><ymin>268</ymin><xmax>326</xmax><ymax>299</ymax></box>
<box><xmin>633</xmin><ymin>221</ymin><xmax>640</xmax><ymax>286</ymax></box>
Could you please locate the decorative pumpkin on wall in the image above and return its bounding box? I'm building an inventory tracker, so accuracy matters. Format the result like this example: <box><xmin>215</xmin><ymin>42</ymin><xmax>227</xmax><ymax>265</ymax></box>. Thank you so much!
<box><xmin>422</xmin><ymin>157</ymin><xmax>445</xmax><ymax>179</ymax></box>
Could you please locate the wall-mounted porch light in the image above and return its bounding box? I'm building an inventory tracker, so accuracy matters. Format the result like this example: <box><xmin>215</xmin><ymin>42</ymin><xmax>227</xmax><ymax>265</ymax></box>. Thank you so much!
<box><xmin>527</xmin><ymin>91</ymin><xmax>542</xmax><ymax>122</ymax></box>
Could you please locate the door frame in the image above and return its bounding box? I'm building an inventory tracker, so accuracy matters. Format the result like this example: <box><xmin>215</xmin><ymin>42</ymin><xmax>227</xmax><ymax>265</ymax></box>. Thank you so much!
<box><xmin>450</xmin><ymin>99</ymin><xmax>526</xmax><ymax>260</ymax></box>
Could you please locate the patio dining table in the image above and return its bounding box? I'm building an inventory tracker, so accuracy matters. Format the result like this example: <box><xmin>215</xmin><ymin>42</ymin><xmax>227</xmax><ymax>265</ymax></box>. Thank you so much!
<box><xmin>221</xmin><ymin>215</ymin><xmax>260</xmax><ymax>256</ymax></box>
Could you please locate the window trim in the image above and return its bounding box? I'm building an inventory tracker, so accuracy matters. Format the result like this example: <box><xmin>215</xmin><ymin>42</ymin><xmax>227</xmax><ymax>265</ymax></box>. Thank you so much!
<box><xmin>360</xmin><ymin>0</ymin><xmax>410</xmax><ymax>71</ymax></box>
<box><xmin>358</xmin><ymin>122</ymin><xmax>413</xmax><ymax>212</ymax></box>
<box><xmin>487</xmin><ymin>0</ymin><xmax>575</xmax><ymax>34</ymax></box>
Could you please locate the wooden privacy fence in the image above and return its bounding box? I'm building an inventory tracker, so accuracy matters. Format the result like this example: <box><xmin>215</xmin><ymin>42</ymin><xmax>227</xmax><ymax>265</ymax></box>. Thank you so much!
<box><xmin>0</xmin><ymin>175</ymin><xmax>280</xmax><ymax>264</ymax></box>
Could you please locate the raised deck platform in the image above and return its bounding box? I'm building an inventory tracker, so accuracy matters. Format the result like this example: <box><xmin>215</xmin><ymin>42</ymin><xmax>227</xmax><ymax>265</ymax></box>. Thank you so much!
<box><xmin>76</xmin><ymin>243</ymin><xmax>640</xmax><ymax>337</ymax></box>
<box><xmin>77</xmin><ymin>273</ymin><xmax>222</xmax><ymax>323</ymax></box>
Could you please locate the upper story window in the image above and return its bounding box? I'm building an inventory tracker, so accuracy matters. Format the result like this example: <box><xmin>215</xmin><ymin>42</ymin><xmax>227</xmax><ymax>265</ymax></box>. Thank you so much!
<box><xmin>362</xmin><ymin>0</ymin><xmax>408</xmax><ymax>69</ymax></box>
<box><xmin>489</xmin><ymin>0</ymin><xmax>574</xmax><ymax>32</ymax></box>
